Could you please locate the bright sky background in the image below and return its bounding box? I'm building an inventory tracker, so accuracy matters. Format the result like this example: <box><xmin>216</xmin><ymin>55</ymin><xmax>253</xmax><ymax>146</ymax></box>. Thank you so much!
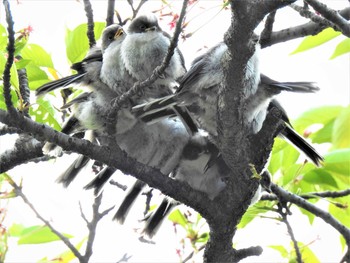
<box><xmin>1</xmin><ymin>0</ymin><xmax>349</xmax><ymax>262</ymax></box>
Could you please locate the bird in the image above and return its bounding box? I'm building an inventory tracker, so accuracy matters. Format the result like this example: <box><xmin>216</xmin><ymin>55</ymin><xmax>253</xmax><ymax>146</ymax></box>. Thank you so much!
<box><xmin>120</xmin><ymin>14</ymin><xmax>186</xmax><ymax>94</ymax></box>
<box><xmin>132</xmin><ymin>41</ymin><xmax>323</xmax><ymax>166</ymax></box>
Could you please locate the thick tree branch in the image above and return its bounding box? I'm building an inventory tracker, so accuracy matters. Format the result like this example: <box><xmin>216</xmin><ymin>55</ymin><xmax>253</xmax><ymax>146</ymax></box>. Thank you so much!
<box><xmin>290</xmin><ymin>3</ymin><xmax>333</xmax><ymax>28</ymax></box>
<box><xmin>0</xmin><ymin>109</ymin><xmax>220</xmax><ymax>221</ymax></box>
<box><xmin>2</xmin><ymin>0</ymin><xmax>16</xmax><ymax>113</ymax></box>
<box><xmin>305</xmin><ymin>0</ymin><xmax>350</xmax><ymax>37</ymax></box>
<box><xmin>261</xmin><ymin>7</ymin><xmax>350</xmax><ymax>48</ymax></box>
<box><xmin>0</xmin><ymin>124</ymin><xmax>21</xmax><ymax>135</ymax></box>
<box><xmin>0</xmin><ymin>134</ymin><xmax>44</xmax><ymax>173</ymax></box>
<box><xmin>83</xmin><ymin>0</ymin><xmax>96</xmax><ymax>47</ymax></box>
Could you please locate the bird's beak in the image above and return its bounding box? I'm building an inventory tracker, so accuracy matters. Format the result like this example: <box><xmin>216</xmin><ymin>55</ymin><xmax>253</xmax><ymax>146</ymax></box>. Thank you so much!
<box><xmin>145</xmin><ymin>26</ymin><xmax>157</xmax><ymax>32</ymax></box>
<box><xmin>114</xmin><ymin>28</ymin><xmax>124</xmax><ymax>39</ymax></box>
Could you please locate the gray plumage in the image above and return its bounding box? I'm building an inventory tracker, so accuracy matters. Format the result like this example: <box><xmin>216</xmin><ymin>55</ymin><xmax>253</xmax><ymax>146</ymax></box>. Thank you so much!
<box><xmin>121</xmin><ymin>14</ymin><xmax>186</xmax><ymax>93</ymax></box>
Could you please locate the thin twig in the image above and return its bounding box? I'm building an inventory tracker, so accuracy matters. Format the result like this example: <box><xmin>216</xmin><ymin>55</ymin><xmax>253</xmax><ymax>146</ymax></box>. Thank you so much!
<box><xmin>83</xmin><ymin>0</ymin><xmax>96</xmax><ymax>47</ymax></box>
<box><xmin>260</xmin><ymin>188</ymin><xmax>350</xmax><ymax>201</ymax></box>
<box><xmin>277</xmin><ymin>203</ymin><xmax>302</xmax><ymax>263</ymax></box>
<box><xmin>270</xmin><ymin>183</ymin><xmax>350</xmax><ymax>262</ymax></box>
<box><xmin>106</xmin><ymin>0</ymin><xmax>115</xmax><ymax>26</ymax></box>
<box><xmin>182</xmin><ymin>244</ymin><xmax>206</xmax><ymax>263</ymax></box>
<box><xmin>2</xmin><ymin>0</ymin><xmax>16</xmax><ymax>113</ymax></box>
<box><xmin>7</xmin><ymin>177</ymin><xmax>84</xmax><ymax>262</ymax></box>
<box><xmin>80</xmin><ymin>193</ymin><xmax>114</xmax><ymax>261</ymax></box>
<box><xmin>304</xmin><ymin>0</ymin><xmax>350</xmax><ymax>37</ymax></box>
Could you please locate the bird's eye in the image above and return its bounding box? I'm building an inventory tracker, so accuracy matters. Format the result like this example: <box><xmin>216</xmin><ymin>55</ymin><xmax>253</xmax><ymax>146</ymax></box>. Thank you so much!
<box><xmin>108</xmin><ymin>34</ymin><xmax>114</xmax><ymax>40</ymax></box>
<box><xmin>140</xmin><ymin>25</ymin><xmax>146</xmax><ymax>31</ymax></box>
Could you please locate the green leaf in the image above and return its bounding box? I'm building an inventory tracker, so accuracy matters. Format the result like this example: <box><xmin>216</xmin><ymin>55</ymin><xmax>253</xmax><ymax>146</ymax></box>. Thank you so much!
<box><xmin>303</xmin><ymin>168</ymin><xmax>338</xmax><ymax>189</ymax></box>
<box><xmin>269</xmin><ymin>245</ymin><xmax>289</xmax><ymax>258</ymax></box>
<box><xmin>332</xmin><ymin>106</ymin><xmax>350</xmax><ymax>149</ymax></box>
<box><xmin>0</xmin><ymin>85</ymin><xmax>19</xmax><ymax>110</ymax></box>
<box><xmin>8</xmin><ymin>223</ymin><xmax>25</xmax><ymax>237</ymax></box>
<box><xmin>324</xmin><ymin>149</ymin><xmax>350</xmax><ymax>176</ymax></box>
<box><xmin>298</xmin><ymin>207</ymin><xmax>315</xmax><ymax>225</ymax></box>
<box><xmin>168</xmin><ymin>209</ymin><xmax>188</xmax><ymax>229</ymax></box>
<box><xmin>297</xmin><ymin>242</ymin><xmax>320</xmax><ymax>263</ymax></box>
<box><xmin>196</xmin><ymin>232</ymin><xmax>209</xmax><ymax>243</ymax></box>
<box><xmin>39</xmin><ymin>237</ymin><xmax>87</xmax><ymax>263</ymax></box>
<box><xmin>238</xmin><ymin>201</ymin><xmax>275</xmax><ymax>228</ymax></box>
<box><xmin>21</xmin><ymin>43</ymin><xmax>54</xmax><ymax>68</ymax></box>
<box><xmin>0</xmin><ymin>24</ymin><xmax>8</xmax><ymax>51</ymax></box>
<box><xmin>281</xmin><ymin>144</ymin><xmax>300</xmax><ymax>170</ymax></box>
<box><xmin>309</xmin><ymin>119</ymin><xmax>334</xmax><ymax>144</ymax></box>
<box><xmin>281</xmin><ymin>163</ymin><xmax>315</xmax><ymax>187</ymax></box>
<box><xmin>17</xmin><ymin>225</ymin><xmax>73</xmax><ymax>244</ymax></box>
<box><xmin>65</xmin><ymin>22</ymin><xmax>105</xmax><ymax>64</ymax></box>
<box><xmin>30</xmin><ymin>96</ymin><xmax>61</xmax><ymax>130</ymax></box>
<box><xmin>293</xmin><ymin>106</ymin><xmax>343</xmax><ymax>132</ymax></box>
<box><xmin>329</xmin><ymin>196</ymin><xmax>350</xmax><ymax>228</ymax></box>
<box><xmin>330</xmin><ymin>38</ymin><xmax>350</xmax><ymax>59</ymax></box>
<box><xmin>290</xmin><ymin>28</ymin><xmax>341</xmax><ymax>55</ymax></box>
<box><xmin>0</xmin><ymin>51</ymin><xmax>19</xmax><ymax>89</ymax></box>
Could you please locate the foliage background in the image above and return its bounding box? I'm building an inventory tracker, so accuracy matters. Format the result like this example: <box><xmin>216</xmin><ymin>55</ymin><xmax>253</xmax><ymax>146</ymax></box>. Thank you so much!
<box><xmin>0</xmin><ymin>0</ymin><xmax>349</xmax><ymax>262</ymax></box>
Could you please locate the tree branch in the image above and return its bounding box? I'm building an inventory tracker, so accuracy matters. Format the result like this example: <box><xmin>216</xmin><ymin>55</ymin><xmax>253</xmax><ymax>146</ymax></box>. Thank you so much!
<box><xmin>6</xmin><ymin>176</ymin><xmax>84</xmax><ymax>262</ymax></box>
<box><xmin>0</xmin><ymin>124</ymin><xmax>21</xmax><ymax>135</ymax></box>
<box><xmin>277</xmin><ymin>203</ymin><xmax>302</xmax><ymax>263</ymax></box>
<box><xmin>261</xmin><ymin>7</ymin><xmax>350</xmax><ymax>48</ymax></box>
<box><xmin>83</xmin><ymin>0</ymin><xmax>96</xmax><ymax>47</ymax></box>
<box><xmin>17</xmin><ymin>68</ymin><xmax>30</xmax><ymax>117</ymax></box>
<box><xmin>2</xmin><ymin>0</ymin><xmax>16</xmax><ymax>113</ymax></box>
<box><xmin>270</xmin><ymin>183</ymin><xmax>350</xmax><ymax>262</ymax></box>
<box><xmin>0</xmin><ymin>134</ymin><xmax>44</xmax><ymax>173</ymax></box>
<box><xmin>305</xmin><ymin>0</ymin><xmax>350</xmax><ymax>37</ymax></box>
<box><xmin>82</xmin><ymin>193</ymin><xmax>114</xmax><ymax>261</ymax></box>
<box><xmin>260</xmin><ymin>188</ymin><xmax>350</xmax><ymax>201</ymax></box>
<box><xmin>290</xmin><ymin>3</ymin><xmax>333</xmax><ymax>28</ymax></box>
<box><xmin>0</xmin><ymin>109</ymin><xmax>219</xmax><ymax>221</ymax></box>
<box><xmin>106</xmin><ymin>0</ymin><xmax>115</xmax><ymax>26</ymax></box>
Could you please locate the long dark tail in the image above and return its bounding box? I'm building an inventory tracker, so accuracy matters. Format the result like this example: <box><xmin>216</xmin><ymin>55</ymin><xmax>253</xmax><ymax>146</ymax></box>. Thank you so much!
<box><xmin>113</xmin><ymin>180</ymin><xmax>146</xmax><ymax>224</ymax></box>
<box><xmin>84</xmin><ymin>166</ymin><xmax>117</xmax><ymax>195</ymax></box>
<box><xmin>36</xmin><ymin>73</ymin><xmax>86</xmax><ymax>96</ymax></box>
<box><xmin>261</xmin><ymin>74</ymin><xmax>320</xmax><ymax>93</ymax></box>
<box><xmin>143</xmin><ymin>198</ymin><xmax>177</xmax><ymax>238</ymax></box>
<box><xmin>56</xmin><ymin>154</ymin><xmax>91</xmax><ymax>187</ymax></box>
<box><xmin>269</xmin><ymin>100</ymin><xmax>324</xmax><ymax>167</ymax></box>
<box><xmin>280</xmin><ymin>126</ymin><xmax>324</xmax><ymax>166</ymax></box>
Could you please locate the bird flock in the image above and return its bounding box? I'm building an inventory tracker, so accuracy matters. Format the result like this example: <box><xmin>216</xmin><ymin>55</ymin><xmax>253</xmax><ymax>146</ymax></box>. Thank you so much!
<box><xmin>35</xmin><ymin>14</ymin><xmax>323</xmax><ymax>238</ymax></box>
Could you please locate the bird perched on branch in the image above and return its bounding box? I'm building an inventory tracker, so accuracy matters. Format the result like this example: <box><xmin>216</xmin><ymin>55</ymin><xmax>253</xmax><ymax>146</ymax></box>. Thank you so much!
<box><xmin>121</xmin><ymin>14</ymin><xmax>186</xmax><ymax>93</ymax></box>
<box><xmin>132</xmin><ymin>41</ymin><xmax>323</xmax><ymax>166</ymax></box>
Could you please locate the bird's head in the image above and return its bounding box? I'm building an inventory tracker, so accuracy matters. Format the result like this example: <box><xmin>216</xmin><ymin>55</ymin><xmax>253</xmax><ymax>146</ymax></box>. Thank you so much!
<box><xmin>128</xmin><ymin>14</ymin><xmax>162</xmax><ymax>34</ymax></box>
<box><xmin>101</xmin><ymin>24</ymin><xmax>126</xmax><ymax>52</ymax></box>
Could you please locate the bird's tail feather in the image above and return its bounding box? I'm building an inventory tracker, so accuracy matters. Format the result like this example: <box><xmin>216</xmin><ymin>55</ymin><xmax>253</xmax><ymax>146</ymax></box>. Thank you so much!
<box><xmin>84</xmin><ymin>166</ymin><xmax>117</xmax><ymax>195</ymax></box>
<box><xmin>113</xmin><ymin>180</ymin><xmax>146</xmax><ymax>224</ymax></box>
<box><xmin>56</xmin><ymin>154</ymin><xmax>91</xmax><ymax>187</ymax></box>
<box><xmin>36</xmin><ymin>73</ymin><xmax>86</xmax><ymax>96</ymax></box>
<box><xmin>270</xmin><ymin>81</ymin><xmax>319</xmax><ymax>93</ymax></box>
<box><xmin>280</xmin><ymin>126</ymin><xmax>324</xmax><ymax>167</ymax></box>
<box><xmin>143</xmin><ymin>198</ymin><xmax>177</xmax><ymax>238</ymax></box>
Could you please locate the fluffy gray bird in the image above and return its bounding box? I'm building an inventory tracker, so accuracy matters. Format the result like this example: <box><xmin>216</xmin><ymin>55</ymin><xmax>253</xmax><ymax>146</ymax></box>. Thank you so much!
<box><xmin>132</xmin><ymin>42</ymin><xmax>323</xmax><ymax>166</ymax></box>
<box><xmin>121</xmin><ymin>14</ymin><xmax>186</xmax><ymax>93</ymax></box>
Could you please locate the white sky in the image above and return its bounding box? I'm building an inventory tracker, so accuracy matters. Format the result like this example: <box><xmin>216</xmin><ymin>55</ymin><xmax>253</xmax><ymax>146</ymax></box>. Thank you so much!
<box><xmin>1</xmin><ymin>0</ymin><xmax>349</xmax><ymax>262</ymax></box>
